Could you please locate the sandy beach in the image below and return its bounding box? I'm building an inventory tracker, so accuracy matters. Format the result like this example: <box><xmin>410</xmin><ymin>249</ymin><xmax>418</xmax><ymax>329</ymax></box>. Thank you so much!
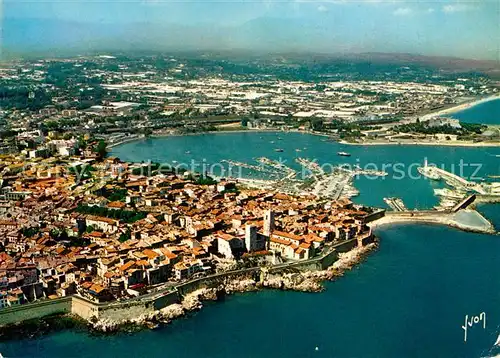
<box><xmin>420</xmin><ymin>93</ymin><xmax>500</xmax><ymax>121</ymax></box>
<box><xmin>341</xmin><ymin>139</ymin><xmax>500</xmax><ymax>147</ymax></box>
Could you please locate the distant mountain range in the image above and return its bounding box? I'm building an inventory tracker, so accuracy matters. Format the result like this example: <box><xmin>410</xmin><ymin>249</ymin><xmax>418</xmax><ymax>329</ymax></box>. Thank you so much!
<box><xmin>2</xmin><ymin>17</ymin><xmax>345</xmax><ymax>53</ymax></box>
<box><xmin>2</xmin><ymin>18</ymin><xmax>499</xmax><ymax>77</ymax></box>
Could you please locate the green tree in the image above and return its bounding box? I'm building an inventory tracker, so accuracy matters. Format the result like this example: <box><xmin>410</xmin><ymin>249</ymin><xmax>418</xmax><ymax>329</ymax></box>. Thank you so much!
<box><xmin>95</xmin><ymin>140</ymin><xmax>107</xmax><ymax>160</ymax></box>
<box><xmin>119</xmin><ymin>230</ymin><xmax>131</xmax><ymax>243</ymax></box>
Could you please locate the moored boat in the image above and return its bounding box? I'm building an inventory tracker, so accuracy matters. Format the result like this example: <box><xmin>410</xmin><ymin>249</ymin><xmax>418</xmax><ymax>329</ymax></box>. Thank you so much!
<box><xmin>337</xmin><ymin>151</ymin><xmax>351</xmax><ymax>157</ymax></box>
<box><xmin>417</xmin><ymin>159</ymin><xmax>441</xmax><ymax>180</ymax></box>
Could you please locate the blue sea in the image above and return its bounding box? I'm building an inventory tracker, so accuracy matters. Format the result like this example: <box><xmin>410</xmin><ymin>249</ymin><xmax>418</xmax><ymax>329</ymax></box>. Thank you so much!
<box><xmin>449</xmin><ymin>98</ymin><xmax>500</xmax><ymax>125</ymax></box>
<box><xmin>2</xmin><ymin>126</ymin><xmax>500</xmax><ymax>357</ymax></box>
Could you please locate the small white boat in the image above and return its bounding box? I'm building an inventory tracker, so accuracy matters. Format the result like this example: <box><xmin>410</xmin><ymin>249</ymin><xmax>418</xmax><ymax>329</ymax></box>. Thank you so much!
<box><xmin>337</xmin><ymin>151</ymin><xmax>351</xmax><ymax>157</ymax></box>
<box><xmin>494</xmin><ymin>334</ymin><xmax>500</xmax><ymax>346</ymax></box>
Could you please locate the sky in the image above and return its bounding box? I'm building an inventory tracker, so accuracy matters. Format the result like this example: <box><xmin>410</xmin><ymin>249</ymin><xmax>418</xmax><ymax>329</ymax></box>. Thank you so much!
<box><xmin>3</xmin><ymin>0</ymin><xmax>500</xmax><ymax>60</ymax></box>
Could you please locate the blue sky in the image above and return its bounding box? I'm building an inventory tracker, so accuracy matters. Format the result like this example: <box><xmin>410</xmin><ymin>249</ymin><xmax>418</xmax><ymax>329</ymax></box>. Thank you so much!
<box><xmin>3</xmin><ymin>0</ymin><xmax>499</xmax><ymax>60</ymax></box>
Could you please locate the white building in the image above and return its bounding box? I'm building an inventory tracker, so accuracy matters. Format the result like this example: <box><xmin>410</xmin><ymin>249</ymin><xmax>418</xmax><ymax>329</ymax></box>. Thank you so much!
<box><xmin>86</xmin><ymin>216</ymin><xmax>119</xmax><ymax>233</ymax></box>
<box><xmin>216</xmin><ymin>233</ymin><xmax>245</xmax><ymax>259</ymax></box>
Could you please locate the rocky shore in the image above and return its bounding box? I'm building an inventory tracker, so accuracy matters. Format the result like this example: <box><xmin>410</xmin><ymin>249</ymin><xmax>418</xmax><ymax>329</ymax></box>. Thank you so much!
<box><xmin>89</xmin><ymin>241</ymin><xmax>378</xmax><ymax>333</ymax></box>
<box><xmin>0</xmin><ymin>313</ymin><xmax>88</xmax><ymax>341</ymax></box>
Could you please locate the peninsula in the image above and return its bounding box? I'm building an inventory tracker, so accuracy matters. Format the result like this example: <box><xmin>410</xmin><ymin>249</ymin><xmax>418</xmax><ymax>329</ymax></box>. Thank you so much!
<box><xmin>0</xmin><ymin>54</ymin><xmax>499</xmax><ymax>335</ymax></box>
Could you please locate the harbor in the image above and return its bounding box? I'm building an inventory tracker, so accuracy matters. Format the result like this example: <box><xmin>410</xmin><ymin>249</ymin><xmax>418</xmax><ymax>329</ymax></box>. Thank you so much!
<box><xmin>222</xmin><ymin>155</ymin><xmax>390</xmax><ymax>200</ymax></box>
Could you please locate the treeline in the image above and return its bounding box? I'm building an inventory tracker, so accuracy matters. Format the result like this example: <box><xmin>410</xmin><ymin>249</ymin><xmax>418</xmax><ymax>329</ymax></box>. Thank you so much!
<box><xmin>75</xmin><ymin>204</ymin><xmax>147</xmax><ymax>223</ymax></box>
<box><xmin>395</xmin><ymin>122</ymin><xmax>485</xmax><ymax>135</ymax></box>
<box><xmin>309</xmin><ymin>118</ymin><xmax>364</xmax><ymax>140</ymax></box>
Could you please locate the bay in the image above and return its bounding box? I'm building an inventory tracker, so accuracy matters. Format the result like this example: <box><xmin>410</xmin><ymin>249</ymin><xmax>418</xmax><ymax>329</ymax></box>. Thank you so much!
<box><xmin>448</xmin><ymin>99</ymin><xmax>500</xmax><ymax>125</ymax></box>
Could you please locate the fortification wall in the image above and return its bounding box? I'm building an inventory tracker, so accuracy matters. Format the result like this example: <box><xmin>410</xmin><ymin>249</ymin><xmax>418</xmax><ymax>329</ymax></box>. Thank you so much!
<box><xmin>152</xmin><ymin>291</ymin><xmax>180</xmax><ymax>311</ymax></box>
<box><xmin>0</xmin><ymin>297</ymin><xmax>72</xmax><ymax>326</ymax></box>
<box><xmin>0</xmin><ymin>235</ymin><xmax>373</xmax><ymax>326</ymax></box>
<box><xmin>362</xmin><ymin>209</ymin><xmax>386</xmax><ymax>223</ymax></box>
<box><xmin>319</xmin><ymin>248</ymin><xmax>340</xmax><ymax>269</ymax></box>
<box><xmin>176</xmin><ymin>267</ymin><xmax>260</xmax><ymax>296</ymax></box>
<box><xmin>97</xmin><ymin>300</ymin><xmax>154</xmax><ymax>322</ymax></box>
<box><xmin>71</xmin><ymin>296</ymin><xmax>99</xmax><ymax>320</ymax></box>
<box><xmin>332</xmin><ymin>238</ymin><xmax>358</xmax><ymax>253</ymax></box>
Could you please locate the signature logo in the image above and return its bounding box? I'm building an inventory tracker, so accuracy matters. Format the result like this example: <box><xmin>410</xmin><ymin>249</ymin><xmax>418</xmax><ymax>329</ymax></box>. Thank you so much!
<box><xmin>462</xmin><ymin>312</ymin><xmax>486</xmax><ymax>342</ymax></box>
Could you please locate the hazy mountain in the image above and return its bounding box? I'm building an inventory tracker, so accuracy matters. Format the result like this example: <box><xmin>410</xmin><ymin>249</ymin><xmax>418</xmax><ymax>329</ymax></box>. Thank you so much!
<box><xmin>2</xmin><ymin>18</ymin><xmax>499</xmax><ymax>78</ymax></box>
<box><xmin>2</xmin><ymin>17</ymin><xmax>360</xmax><ymax>55</ymax></box>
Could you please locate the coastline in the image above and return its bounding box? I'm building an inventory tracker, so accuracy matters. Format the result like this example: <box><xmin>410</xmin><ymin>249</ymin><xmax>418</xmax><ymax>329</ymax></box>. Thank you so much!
<box><xmin>87</xmin><ymin>241</ymin><xmax>378</xmax><ymax>333</ymax></box>
<box><xmin>419</xmin><ymin>93</ymin><xmax>500</xmax><ymax>121</ymax></box>
<box><xmin>340</xmin><ymin>139</ymin><xmax>500</xmax><ymax>147</ymax></box>
<box><xmin>107</xmin><ymin>128</ymin><xmax>279</xmax><ymax>148</ymax></box>
<box><xmin>108</xmin><ymin>127</ymin><xmax>500</xmax><ymax>151</ymax></box>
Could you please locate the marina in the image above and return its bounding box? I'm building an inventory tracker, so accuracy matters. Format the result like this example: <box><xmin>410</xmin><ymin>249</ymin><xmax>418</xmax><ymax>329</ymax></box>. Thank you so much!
<box><xmin>111</xmin><ymin>131</ymin><xmax>500</xmax><ymax>210</ymax></box>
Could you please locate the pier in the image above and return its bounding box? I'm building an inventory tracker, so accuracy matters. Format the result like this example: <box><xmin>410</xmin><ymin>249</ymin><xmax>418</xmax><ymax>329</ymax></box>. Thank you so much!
<box><xmin>423</xmin><ymin>166</ymin><xmax>487</xmax><ymax>194</ymax></box>
<box><xmin>384</xmin><ymin>197</ymin><xmax>408</xmax><ymax>211</ymax></box>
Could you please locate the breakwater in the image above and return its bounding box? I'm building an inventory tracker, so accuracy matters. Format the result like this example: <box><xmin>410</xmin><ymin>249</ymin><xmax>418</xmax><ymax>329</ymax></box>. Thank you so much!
<box><xmin>0</xmin><ymin>236</ymin><xmax>375</xmax><ymax>330</ymax></box>
<box><xmin>370</xmin><ymin>209</ymin><xmax>496</xmax><ymax>234</ymax></box>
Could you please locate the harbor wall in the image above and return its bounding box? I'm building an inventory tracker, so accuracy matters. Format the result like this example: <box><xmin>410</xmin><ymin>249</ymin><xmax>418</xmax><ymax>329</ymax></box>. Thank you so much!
<box><xmin>385</xmin><ymin>210</ymin><xmax>450</xmax><ymax>217</ymax></box>
<box><xmin>452</xmin><ymin>194</ymin><xmax>476</xmax><ymax>212</ymax></box>
<box><xmin>475</xmin><ymin>195</ymin><xmax>500</xmax><ymax>204</ymax></box>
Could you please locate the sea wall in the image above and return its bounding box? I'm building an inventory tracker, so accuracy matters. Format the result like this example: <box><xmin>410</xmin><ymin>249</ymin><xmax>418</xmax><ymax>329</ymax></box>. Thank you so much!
<box><xmin>152</xmin><ymin>291</ymin><xmax>180</xmax><ymax>311</ymax></box>
<box><xmin>97</xmin><ymin>300</ymin><xmax>155</xmax><ymax>322</ymax></box>
<box><xmin>0</xmin><ymin>297</ymin><xmax>72</xmax><ymax>326</ymax></box>
<box><xmin>177</xmin><ymin>268</ymin><xmax>260</xmax><ymax>297</ymax></box>
<box><xmin>385</xmin><ymin>210</ymin><xmax>449</xmax><ymax>217</ymax></box>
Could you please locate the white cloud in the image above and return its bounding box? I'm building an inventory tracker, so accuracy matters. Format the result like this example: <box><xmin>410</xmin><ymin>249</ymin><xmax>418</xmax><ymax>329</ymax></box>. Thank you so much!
<box><xmin>393</xmin><ymin>7</ymin><xmax>412</xmax><ymax>16</ymax></box>
<box><xmin>442</xmin><ymin>4</ymin><xmax>472</xmax><ymax>13</ymax></box>
<box><xmin>317</xmin><ymin>4</ymin><xmax>328</xmax><ymax>12</ymax></box>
